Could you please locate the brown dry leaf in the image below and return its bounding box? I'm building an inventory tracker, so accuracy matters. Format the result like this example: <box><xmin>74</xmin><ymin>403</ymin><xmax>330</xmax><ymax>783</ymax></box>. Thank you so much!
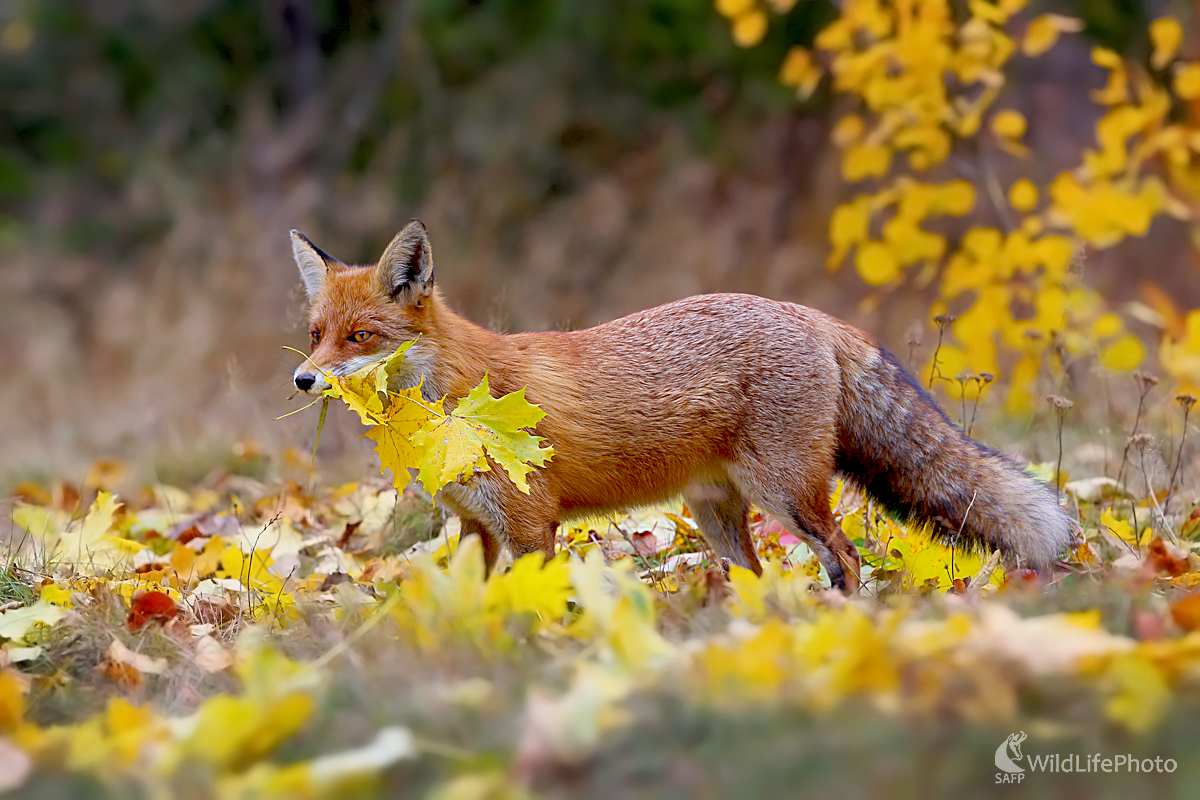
<box><xmin>53</xmin><ymin>482</ymin><xmax>81</xmax><ymax>512</ymax></box>
<box><xmin>702</xmin><ymin>567</ymin><xmax>732</xmax><ymax>606</ymax></box>
<box><xmin>189</xmin><ymin>595</ymin><xmax>237</xmax><ymax>628</ymax></box>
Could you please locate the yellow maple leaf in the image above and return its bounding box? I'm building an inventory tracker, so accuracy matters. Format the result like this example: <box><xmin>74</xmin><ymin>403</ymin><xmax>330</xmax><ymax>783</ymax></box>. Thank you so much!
<box><xmin>0</xmin><ymin>600</ymin><xmax>67</xmax><ymax>644</ymax></box>
<box><xmin>365</xmin><ymin>385</ymin><xmax>441</xmax><ymax>485</ymax></box>
<box><xmin>323</xmin><ymin>340</ymin><xmax>418</xmax><ymax>425</ymax></box>
<box><xmin>411</xmin><ymin>375</ymin><xmax>554</xmax><ymax>495</ymax></box>
<box><xmin>0</xmin><ymin>671</ymin><xmax>25</xmax><ymax>733</ymax></box>
<box><xmin>1101</xmin><ymin>508</ymin><xmax>1149</xmax><ymax>547</ymax></box>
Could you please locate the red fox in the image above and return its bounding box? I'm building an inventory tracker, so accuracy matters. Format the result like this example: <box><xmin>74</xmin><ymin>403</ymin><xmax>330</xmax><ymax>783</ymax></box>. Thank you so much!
<box><xmin>291</xmin><ymin>220</ymin><xmax>1076</xmax><ymax>590</ymax></box>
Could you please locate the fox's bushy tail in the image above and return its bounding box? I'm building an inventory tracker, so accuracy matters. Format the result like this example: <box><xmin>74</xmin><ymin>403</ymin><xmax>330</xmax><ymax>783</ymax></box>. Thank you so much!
<box><xmin>834</xmin><ymin>345</ymin><xmax>1076</xmax><ymax>569</ymax></box>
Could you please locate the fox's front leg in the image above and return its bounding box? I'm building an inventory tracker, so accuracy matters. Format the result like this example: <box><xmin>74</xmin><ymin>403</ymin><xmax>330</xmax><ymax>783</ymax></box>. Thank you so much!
<box><xmin>459</xmin><ymin>517</ymin><xmax>504</xmax><ymax>575</ymax></box>
<box><xmin>506</xmin><ymin>520</ymin><xmax>560</xmax><ymax>563</ymax></box>
<box><xmin>497</xmin><ymin>482</ymin><xmax>561</xmax><ymax>564</ymax></box>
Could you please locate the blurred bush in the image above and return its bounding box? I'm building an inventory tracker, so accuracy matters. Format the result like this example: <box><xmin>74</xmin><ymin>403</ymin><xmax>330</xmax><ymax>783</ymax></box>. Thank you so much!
<box><xmin>0</xmin><ymin>0</ymin><xmax>835</xmax><ymax>259</ymax></box>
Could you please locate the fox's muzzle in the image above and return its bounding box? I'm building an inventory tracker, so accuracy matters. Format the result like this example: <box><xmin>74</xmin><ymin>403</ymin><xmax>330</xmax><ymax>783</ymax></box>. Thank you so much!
<box><xmin>293</xmin><ymin>368</ymin><xmax>330</xmax><ymax>394</ymax></box>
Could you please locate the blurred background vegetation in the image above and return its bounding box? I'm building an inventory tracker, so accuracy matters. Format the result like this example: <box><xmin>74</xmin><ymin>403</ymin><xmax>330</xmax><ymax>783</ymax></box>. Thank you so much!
<box><xmin>0</xmin><ymin>0</ymin><xmax>1195</xmax><ymax>489</ymax></box>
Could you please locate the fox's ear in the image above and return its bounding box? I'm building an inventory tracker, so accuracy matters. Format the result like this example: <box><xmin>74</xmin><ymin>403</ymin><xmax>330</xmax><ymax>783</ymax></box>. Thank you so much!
<box><xmin>291</xmin><ymin>230</ymin><xmax>342</xmax><ymax>300</ymax></box>
<box><xmin>377</xmin><ymin>220</ymin><xmax>434</xmax><ymax>304</ymax></box>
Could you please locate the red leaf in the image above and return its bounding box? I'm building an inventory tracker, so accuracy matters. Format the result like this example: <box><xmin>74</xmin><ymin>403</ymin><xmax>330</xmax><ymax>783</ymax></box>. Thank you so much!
<box><xmin>1148</xmin><ymin>537</ymin><xmax>1190</xmax><ymax>577</ymax></box>
<box><xmin>127</xmin><ymin>591</ymin><xmax>178</xmax><ymax>631</ymax></box>
<box><xmin>630</xmin><ymin>531</ymin><xmax>658</xmax><ymax>556</ymax></box>
<box><xmin>175</xmin><ymin>526</ymin><xmax>203</xmax><ymax>545</ymax></box>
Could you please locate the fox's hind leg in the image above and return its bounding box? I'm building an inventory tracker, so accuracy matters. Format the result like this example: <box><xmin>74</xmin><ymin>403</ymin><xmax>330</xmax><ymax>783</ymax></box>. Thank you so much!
<box><xmin>731</xmin><ymin>462</ymin><xmax>861</xmax><ymax>592</ymax></box>
<box><xmin>684</xmin><ymin>478</ymin><xmax>762</xmax><ymax>575</ymax></box>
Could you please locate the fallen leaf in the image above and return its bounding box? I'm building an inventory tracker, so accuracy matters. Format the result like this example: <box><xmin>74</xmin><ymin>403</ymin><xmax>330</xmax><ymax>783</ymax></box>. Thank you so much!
<box><xmin>108</xmin><ymin>638</ymin><xmax>167</xmax><ymax>675</ymax></box>
<box><xmin>1148</xmin><ymin>537</ymin><xmax>1191</xmax><ymax>576</ymax></box>
<box><xmin>127</xmin><ymin>591</ymin><xmax>178</xmax><ymax>630</ymax></box>
<box><xmin>1169</xmin><ymin>593</ymin><xmax>1200</xmax><ymax>631</ymax></box>
<box><xmin>630</xmin><ymin>531</ymin><xmax>658</xmax><ymax>557</ymax></box>
<box><xmin>193</xmin><ymin>634</ymin><xmax>234</xmax><ymax>673</ymax></box>
<box><xmin>0</xmin><ymin>601</ymin><xmax>67</xmax><ymax>643</ymax></box>
<box><xmin>967</xmin><ymin>605</ymin><xmax>1133</xmax><ymax>676</ymax></box>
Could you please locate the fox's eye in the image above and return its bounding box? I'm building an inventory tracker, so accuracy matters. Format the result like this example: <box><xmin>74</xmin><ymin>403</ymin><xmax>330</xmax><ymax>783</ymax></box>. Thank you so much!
<box><xmin>350</xmin><ymin>330</ymin><xmax>373</xmax><ymax>343</ymax></box>
<box><xmin>310</xmin><ymin>330</ymin><xmax>321</xmax><ymax>346</ymax></box>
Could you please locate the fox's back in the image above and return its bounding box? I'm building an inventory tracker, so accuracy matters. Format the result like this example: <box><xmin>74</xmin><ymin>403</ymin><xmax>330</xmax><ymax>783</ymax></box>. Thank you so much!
<box><xmin>495</xmin><ymin>294</ymin><xmax>867</xmax><ymax>511</ymax></box>
<box><xmin>512</xmin><ymin>293</ymin><xmax>866</xmax><ymax>411</ymax></box>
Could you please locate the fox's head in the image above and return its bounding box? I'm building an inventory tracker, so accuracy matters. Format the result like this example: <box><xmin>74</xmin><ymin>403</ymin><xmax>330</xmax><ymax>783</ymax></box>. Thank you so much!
<box><xmin>291</xmin><ymin>220</ymin><xmax>436</xmax><ymax>395</ymax></box>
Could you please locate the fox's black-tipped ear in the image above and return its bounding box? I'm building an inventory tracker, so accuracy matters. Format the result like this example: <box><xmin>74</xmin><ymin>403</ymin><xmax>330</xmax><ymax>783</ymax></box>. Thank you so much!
<box><xmin>377</xmin><ymin>220</ymin><xmax>434</xmax><ymax>304</ymax></box>
<box><xmin>291</xmin><ymin>230</ymin><xmax>343</xmax><ymax>301</ymax></box>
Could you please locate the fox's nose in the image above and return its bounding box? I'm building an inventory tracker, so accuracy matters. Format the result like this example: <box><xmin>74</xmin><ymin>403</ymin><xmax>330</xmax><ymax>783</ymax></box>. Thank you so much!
<box><xmin>295</xmin><ymin>373</ymin><xmax>316</xmax><ymax>392</ymax></box>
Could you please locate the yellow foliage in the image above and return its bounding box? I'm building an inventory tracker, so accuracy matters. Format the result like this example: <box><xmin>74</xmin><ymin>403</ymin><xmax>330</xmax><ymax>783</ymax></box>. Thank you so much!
<box><xmin>842</xmin><ymin>143</ymin><xmax>892</xmax><ymax>181</ymax></box>
<box><xmin>828</xmin><ymin>198</ymin><xmax>871</xmax><ymax>253</ymax></box>
<box><xmin>1160</xmin><ymin>310</ymin><xmax>1200</xmax><ymax>391</ymax></box>
<box><xmin>933</xmin><ymin>180</ymin><xmax>976</xmax><ymax>215</ymax></box>
<box><xmin>714</xmin><ymin>0</ymin><xmax>754</xmax><ymax>18</ymax></box>
<box><xmin>1022</xmin><ymin>14</ymin><xmax>1082</xmax><ymax>57</ymax></box>
<box><xmin>1175</xmin><ymin>63</ymin><xmax>1200</xmax><ymax>100</ymax></box>
<box><xmin>1009</xmin><ymin>178</ymin><xmax>1038</xmax><ymax>210</ymax></box>
<box><xmin>731</xmin><ymin>8</ymin><xmax>768</xmax><ymax>47</ymax></box>
<box><xmin>780</xmin><ymin>46</ymin><xmax>821</xmax><ymax>97</ymax></box>
<box><xmin>1149</xmin><ymin>18</ymin><xmax>1182</xmax><ymax>70</ymax></box>
<box><xmin>856</xmin><ymin>241</ymin><xmax>901</xmax><ymax>285</ymax></box>
<box><xmin>831</xmin><ymin>114</ymin><xmax>865</xmax><ymax>146</ymax></box>
<box><xmin>1099</xmin><ymin>333</ymin><xmax>1145</xmax><ymax>372</ymax></box>
<box><xmin>991</xmin><ymin>108</ymin><xmax>1026</xmax><ymax>138</ymax></box>
<box><xmin>718</xmin><ymin>0</ymin><xmax>1200</xmax><ymax>403</ymax></box>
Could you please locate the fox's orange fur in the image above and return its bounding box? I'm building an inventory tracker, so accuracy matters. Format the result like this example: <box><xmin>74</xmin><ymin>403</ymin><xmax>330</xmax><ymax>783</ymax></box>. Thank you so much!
<box><xmin>292</xmin><ymin>221</ymin><xmax>1077</xmax><ymax>589</ymax></box>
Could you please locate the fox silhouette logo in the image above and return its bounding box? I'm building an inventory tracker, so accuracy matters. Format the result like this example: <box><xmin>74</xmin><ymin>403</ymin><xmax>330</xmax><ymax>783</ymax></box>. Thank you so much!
<box><xmin>995</xmin><ymin>731</ymin><xmax>1027</xmax><ymax>781</ymax></box>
